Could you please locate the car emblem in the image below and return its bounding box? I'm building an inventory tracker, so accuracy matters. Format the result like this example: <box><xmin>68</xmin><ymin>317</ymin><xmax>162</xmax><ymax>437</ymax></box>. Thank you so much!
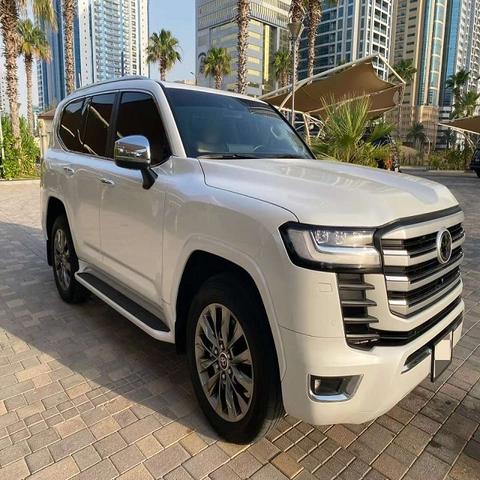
<box><xmin>436</xmin><ymin>228</ymin><xmax>452</xmax><ymax>264</ymax></box>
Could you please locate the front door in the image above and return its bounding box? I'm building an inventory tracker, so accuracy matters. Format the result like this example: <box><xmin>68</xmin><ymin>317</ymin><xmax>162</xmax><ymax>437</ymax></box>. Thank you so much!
<box><xmin>98</xmin><ymin>91</ymin><xmax>171</xmax><ymax>303</ymax></box>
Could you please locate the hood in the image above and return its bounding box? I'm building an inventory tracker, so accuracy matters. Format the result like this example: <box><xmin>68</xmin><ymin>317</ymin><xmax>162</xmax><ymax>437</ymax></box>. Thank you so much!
<box><xmin>199</xmin><ymin>158</ymin><xmax>459</xmax><ymax>227</ymax></box>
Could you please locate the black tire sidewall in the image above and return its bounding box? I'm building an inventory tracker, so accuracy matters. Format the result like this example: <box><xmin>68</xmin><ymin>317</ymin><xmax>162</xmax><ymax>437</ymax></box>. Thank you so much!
<box><xmin>186</xmin><ymin>274</ymin><xmax>280</xmax><ymax>443</ymax></box>
<box><xmin>51</xmin><ymin>215</ymin><xmax>83</xmax><ymax>303</ymax></box>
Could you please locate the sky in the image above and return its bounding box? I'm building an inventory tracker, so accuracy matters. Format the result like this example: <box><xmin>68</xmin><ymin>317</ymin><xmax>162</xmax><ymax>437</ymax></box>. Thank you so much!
<box><xmin>148</xmin><ymin>0</ymin><xmax>196</xmax><ymax>82</ymax></box>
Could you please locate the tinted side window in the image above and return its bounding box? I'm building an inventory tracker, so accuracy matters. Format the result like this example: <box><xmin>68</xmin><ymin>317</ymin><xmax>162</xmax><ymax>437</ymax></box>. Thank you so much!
<box><xmin>83</xmin><ymin>93</ymin><xmax>116</xmax><ymax>157</ymax></box>
<box><xmin>115</xmin><ymin>92</ymin><xmax>170</xmax><ymax>165</ymax></box>
<box><xmin>59</xmin><ymin>99</ymin><xmax>87</xmax><ymax>152</ymax></box>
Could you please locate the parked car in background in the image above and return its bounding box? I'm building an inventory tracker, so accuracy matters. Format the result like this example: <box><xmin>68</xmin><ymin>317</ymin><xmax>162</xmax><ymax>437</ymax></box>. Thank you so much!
<box><xmin>42</xmin><ymin>78</ymin><xmax>465</xmax><ymax>443</ymax></box>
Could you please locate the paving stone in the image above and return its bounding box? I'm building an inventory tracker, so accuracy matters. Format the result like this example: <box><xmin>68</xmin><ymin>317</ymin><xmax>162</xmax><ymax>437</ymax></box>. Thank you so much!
<box><xmin>110</xmin><ymin>444</ymin><xmax>144</xmax><ymax>473</ymax></box>
<box><xmin>94</xmin><ymin>432</ymin><xmax>128</xmax><ymax>458</ymax></box>
<box><xmin>71</xmin><ymin>458</ymin><xmax>117</xmax><ymax>480</ymax></box>
<box><xmin>403</xmin><ymin>451</ymin><xmax>450</xmax><ymax>480</ymax></box>
<box><xmin>326</xmin><ymin>425</ymin><xmax>357</xmax><ymax>447</ymax></box>
<box><xmin>209</xmin><ymin>464</ymin><xmax>241</xmax><ymax>480</ymax></box>
<box><xmin>464</xmin><ymin>439</ymin><xmax>480</xmax><ymax>462</ymax></box>
<box><xmin>183</xmin><ymin>444</ymin><xmax>229</xmax><ymax>479</ymax></box>
<box><xmin>248</xmin><ymin>438</ymin><xmax>281</xmax><ymax>463</ymax></box>
<box><xmin>0</xmin><ymin>458</ymin><xmax>30</xmax><ymax>480</ymax></box>
<box><xmin>25</xmin><ymin>448</ymin><xmax>53</xmax><ymax>474</ymax></box>
<box><xmin>372</xmin><ymin>452</ymin><xmax>409</xmax><ymax>480</ymax></box>
<box><xmin>119</xmin><ymin>415</ymin><xmax>162</xmax><ymax>444</ymax></box>
<box><xmin>180</xmin><ymin>432</ymin><xmax>208</xmax><ymax>456</ymax></box>
<box><xmin>449</xmin><ymin>453</ymin><xmax>480</xmax><ymax>480</ymax></box>
<box><xmin>144</xmin><ymin>443</ymin><xmax>190</xmax><ymax>478</ymax></box>
<box><xmin>49</xmin><ymin>428</ymin><xmax>96</xmax><ymax>461</ymax></box>
<box><xmin>72</xmin><ymin>445</ymin><xmax>101</xmax><ymax>471</ymax></box>
<box><xmin>0</xmin><ymin>440</ymin><xmax>31</xmax><ymax>467</ymax></box>
<box><xmin>251</xmin><ymin>464</ymin><xmax>289</xmax><ymax>480</ymax></box>
<box><xmin>226</xmin><ymin>451</ymin><xmax>262</xmax><ymax>479</ymax></box>
<box><xmin>29</xmin><ymin>456</ymin><xmax>80</xmax><ymax>480</ymax></box>
<box><xmin>393</xmin><ymin>424</ymin><xmax>432</xmax><ymax>456</ymax></box>
<box><xmin>118</xmin><ymin>463</ymin><xmax>155</xmax><ymax>480</ymax></box>
<box><xmin>271</xmin><ymin>451</ymin><xmax>303</xmax><ymax>478</ymax></box>
<box><xmin>153</xmin><ymin>421</ymin><xmax>192</xmax><ymax>447</ymax></box>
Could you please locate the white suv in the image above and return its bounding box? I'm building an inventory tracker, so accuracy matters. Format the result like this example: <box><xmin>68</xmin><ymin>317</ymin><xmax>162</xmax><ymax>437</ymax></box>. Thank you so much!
<box><xmin>41</xmin><ymin>78</ymin><xmax>465</xmax><ymax>443</ymax></box>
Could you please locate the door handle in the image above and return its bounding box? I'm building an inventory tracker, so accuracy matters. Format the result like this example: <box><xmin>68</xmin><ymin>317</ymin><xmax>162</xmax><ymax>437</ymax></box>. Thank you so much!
<box><xmin>63</xmin><ymin>166</ymin><xmax>75</xmax><ymax>175</ymax></box>
<box><xmin>99</xmin><ymin>178</ymin><xmax>115</xmax><ymax>186</ymax></box>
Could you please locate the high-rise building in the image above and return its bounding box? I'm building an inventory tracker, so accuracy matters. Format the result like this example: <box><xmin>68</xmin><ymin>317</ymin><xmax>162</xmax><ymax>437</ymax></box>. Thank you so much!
<box><xmin>437</xmin><ymin>0</ymin><xmax>480</xmax><ymax>148</ymax></box>
<box><xmin>390</xmin><ymin>0</ymin><xmax>448</xmax><ymax>148</ymax></box>
<box><xmin>298</xmin><ymin>0</ymin><xmax>394</xmax><ymax>80</ymax></box>
<box><xmin>38</xmin><ymin>0</ymin><xmax>149</xmax><ymax>110</ymax></box>
<box><xmin>196</xmin><ymin>0</ymin><xmax>291</xmax><ymax>96</ymax></box>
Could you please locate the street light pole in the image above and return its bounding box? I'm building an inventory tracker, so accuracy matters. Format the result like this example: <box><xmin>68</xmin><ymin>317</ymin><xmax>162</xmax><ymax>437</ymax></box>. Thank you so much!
<box><xmin>287</xmin><ymin>20</ymin><xmax>304</xmax><ymax>127</ymax></box>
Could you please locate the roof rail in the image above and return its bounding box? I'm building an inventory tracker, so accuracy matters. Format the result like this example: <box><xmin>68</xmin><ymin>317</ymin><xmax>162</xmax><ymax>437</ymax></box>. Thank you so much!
<box><xmin>74</xmin><ymin>75</ymin><xmax>150</xmax><ymax>93</ymax></box>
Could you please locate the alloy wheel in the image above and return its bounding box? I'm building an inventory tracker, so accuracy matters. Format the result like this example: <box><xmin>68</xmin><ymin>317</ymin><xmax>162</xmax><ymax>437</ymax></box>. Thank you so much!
<box><xmin>53</xmin><ymin>228</ymin><xmax>71</xmax><ymax>291</ymax></box>
<box><xmin>194</xmin><ymin>303</ymin><xmax>254</xmax><ymax>422</ymax></box>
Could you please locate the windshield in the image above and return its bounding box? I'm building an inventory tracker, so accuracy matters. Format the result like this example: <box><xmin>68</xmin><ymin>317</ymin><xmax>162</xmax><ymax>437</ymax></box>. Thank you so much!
<box><xmin>164</xmin><ymin>87</ymin><xmax>312</xmax><ymax>160</ymax></box>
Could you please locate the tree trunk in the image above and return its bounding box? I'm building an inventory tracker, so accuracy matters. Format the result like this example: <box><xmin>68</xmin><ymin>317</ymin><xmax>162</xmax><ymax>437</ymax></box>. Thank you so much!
<box><xmin>307</xmin><ymin>1</ymin><xmax>321</xmax><ymax>79</ymax></box>
<box><xmin>25</xmin><ymin>55</ymin><xmax>34</xmax><ymax>134</ymax></box>
<box><xmin>289</xmin><ymin>1</ymin><xmax>304</xmax><ymax>83</ymax></box>
<box><xmin>237</xmin><ymin>0</ymin><xmax>249</xmax><ymax>95</ymax></box>
<box><xmin>281</xmin><ymin>71</ymin><xmax>288</xmax><ymax>88</ymax></box>
<box><xmin>63</xmin><ymin>0</ymin><xmax>76</xmax><ymax>94</ymax></box>
<box><xmin>0</xmin><ymin>0</ymin><xmax>21</xmax><ymax>148</ymax></box>
<box><xmin>160</xmin><ymin>60</ymin><xmax>166</xmax><ymax>81</ymax></box>
<box><xmin>215</xmin><ymin>74</ymin><xmax>222</xmax><ymax>90</ymax></box>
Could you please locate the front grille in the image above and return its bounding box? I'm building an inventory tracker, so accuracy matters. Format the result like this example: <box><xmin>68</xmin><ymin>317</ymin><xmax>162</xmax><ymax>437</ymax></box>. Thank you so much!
<box><xmin>380</xmin><ymin>217</ymin><xmax>465</xmax><ymax>318</ymax></box>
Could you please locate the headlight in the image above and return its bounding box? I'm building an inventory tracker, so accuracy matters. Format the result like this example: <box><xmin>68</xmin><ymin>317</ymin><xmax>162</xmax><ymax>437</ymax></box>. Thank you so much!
<box><xmin>280</xmin><ymin>223</ymin><xmax>381</xmax><ymax>270</ymax></box>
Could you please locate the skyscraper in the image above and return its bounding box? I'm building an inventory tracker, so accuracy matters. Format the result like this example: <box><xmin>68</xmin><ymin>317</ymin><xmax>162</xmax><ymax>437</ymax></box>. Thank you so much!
<box><xmin>38</xmin><ymin>0</ymin><xmax>149</xmax><ymax>110</ymax></box>
<box><xmin>437</xmin><ymin>0</ymin><xmax>480</xmax><ymax>148</ymax></box>
<box><xmin>298</xmin><ymin>0</ymin><xmax>394</xmax><ymax>80</ymax></box>
<box><xmin>196</xmin><ymin>0</ymin><xmax>291</xmax><ymax>95</ymax></box>
<box><xmin>390</xmin><ymin>0</ymin><xmax>448</xmax><ymax>148</ymax></box>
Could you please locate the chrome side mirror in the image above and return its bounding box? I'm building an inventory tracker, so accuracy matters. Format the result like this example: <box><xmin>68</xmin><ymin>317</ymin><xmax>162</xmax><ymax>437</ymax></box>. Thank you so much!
<box><xmin>114</xmin><ymin>135</ymin><xmax>157</xmax><ymax>189</ymax></box>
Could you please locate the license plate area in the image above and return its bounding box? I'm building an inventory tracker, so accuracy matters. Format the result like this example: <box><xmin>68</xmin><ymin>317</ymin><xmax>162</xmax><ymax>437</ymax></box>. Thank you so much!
<box><xmin>431</xmin><ymin>330</ymin><xmax>453</xmax><ymax>381</ymax></box>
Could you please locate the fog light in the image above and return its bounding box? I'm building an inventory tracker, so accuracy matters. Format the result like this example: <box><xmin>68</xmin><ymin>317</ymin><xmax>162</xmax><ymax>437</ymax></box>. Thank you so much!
<box><xmin>309</xmin><ymin>375</ymin><xmax>361</xmax><ymax>402</ymax></box>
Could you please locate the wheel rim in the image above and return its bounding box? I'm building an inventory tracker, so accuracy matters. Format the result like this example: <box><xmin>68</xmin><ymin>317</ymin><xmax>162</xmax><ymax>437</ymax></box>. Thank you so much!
<box><xmin>53</xmin><ymin>228</ymin><xmax>71</xmax><ymax>291</ymax></box>
<box><xmin>194</xmin><ymin>303</ymin><xmax>254</xmax><ymax>422</ymax></box>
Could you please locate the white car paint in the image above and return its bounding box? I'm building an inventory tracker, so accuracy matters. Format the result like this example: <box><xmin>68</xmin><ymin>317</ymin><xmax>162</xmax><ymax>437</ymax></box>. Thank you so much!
<box><xmin>41</xmin><ymin>78</ymin><xmax>464</xmax><ymax>426</ymax></box>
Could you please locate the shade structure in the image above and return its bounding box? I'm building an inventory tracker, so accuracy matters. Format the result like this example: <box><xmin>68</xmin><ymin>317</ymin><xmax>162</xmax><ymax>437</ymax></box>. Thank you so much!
<box><xmin>260</xmin><ymin>57</ymin><xmax>404</xmax><ymax>119</ymax></box>
<box><xmin>442</xmin><ymin>115</ymin><xmax>480</xmax><ymax>135</ymax></box>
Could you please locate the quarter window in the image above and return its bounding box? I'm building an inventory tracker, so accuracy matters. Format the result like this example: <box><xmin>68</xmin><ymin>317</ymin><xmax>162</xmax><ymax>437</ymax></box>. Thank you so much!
<box><xmin>83</xmin><ymin>94</ymin><xmax>116</xmax><ymax>157</ymax></box>
<box><xmin>115</xmin><ymin>92</ymin><xmax>170</xmax><ymax>165</ymax></box>
<box><xmin>59</xmin><ymin>99</ymin><xmax>87</xmax><ymax>152</ymax></box>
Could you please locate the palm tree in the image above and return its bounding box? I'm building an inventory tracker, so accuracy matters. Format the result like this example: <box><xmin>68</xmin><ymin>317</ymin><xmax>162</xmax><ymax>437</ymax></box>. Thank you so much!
<box><xmin>446</xmin><ymin>69</ymin><xmax>470</xmax><ymax>102</ymax></box>
<box><xmin>17</xmin><ymin>19</ymin><xmax>50</xmax><ymax>133</ymax></box>
<box><xmin>146</xmin><ymin>29</ymin><xmax>182</xmax><ymax>81</ymax></box>
<box><xmin>390</xmin><ymin>58</ymin><xmax>417</xmax><ymax>84</ymax></box>
<box><xmin>272</xmin><ymin>49</ymin><xmax>292</xmax><ymax>88</ymax></box>
<box><xmin>202</xmin><ymin>47</ymin><xmax>231</xmax><ymax>90</ymax></box>
<box><xmin>406</xmin><ymin>122</ymin><xmax>427</xmax><ymax>151</ymax></box>
<box><xmin>305</xmin><ymin>1</ymin><xmax>337</xmax><ymax>79</ymax></box>
<box><xmin>236</xmin><ymin>0</ymin><xmax>249</xmax><ymax>94</ymax></box>
<box><xmin>390</xmin><ymin>59</ymin><xmax>417</xmax><ymax>138</ymax></box>
<box><xmin>289</xmin><ymin>0</ymin><xmax>305</xmax><ymax>82</ymax></box>
<box><xmin>63</xmin><ymin>0</ymin><xmax>76</xmax><ymax>94</ymax></box>
<box><xmin>0</xmin><ymin>0</ymin><xmax>55</xmax><ymax>143</ymax></box>
<box><xmin>453</xmin><ymin>90</ymin><xmax>480</xmax><ymax>118</ymax></box>
<box><xmin>310</xmin><ymin>97</ymin><xmax>393</xmax><ymax>167</ymax></box>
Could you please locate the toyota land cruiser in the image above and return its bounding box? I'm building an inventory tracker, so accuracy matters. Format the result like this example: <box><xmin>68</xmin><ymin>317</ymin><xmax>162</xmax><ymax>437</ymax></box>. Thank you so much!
<box><xmin>41</xmin><ymin>77</ymin><xmax>464</xmax><ymax>443</ymax></box>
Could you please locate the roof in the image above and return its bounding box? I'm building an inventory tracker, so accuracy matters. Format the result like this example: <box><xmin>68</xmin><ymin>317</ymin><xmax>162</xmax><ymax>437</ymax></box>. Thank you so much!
<box><xmin>260</xmin><ymin>56</ymin><xmax>404</xmax><ymax>118</ymax></box>
<box><xmin>442</xmin><ymin>115</ymin><xmax>480</xmax><ymax>135</ymax></box>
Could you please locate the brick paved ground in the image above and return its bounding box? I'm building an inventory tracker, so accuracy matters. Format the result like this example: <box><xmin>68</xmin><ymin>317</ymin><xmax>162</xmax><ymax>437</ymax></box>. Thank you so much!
<box><xmin>0</xmin><ymin>172</ymin><xmax>479</xmax><ymax>480</ymax></box>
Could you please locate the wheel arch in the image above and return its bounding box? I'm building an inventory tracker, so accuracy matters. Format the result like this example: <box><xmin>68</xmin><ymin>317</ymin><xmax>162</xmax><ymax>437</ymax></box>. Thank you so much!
<box><xmin>174</xmin><ymin>249</ymin><xmax>286</xmax><ymax>377</ymax></box>
<box><xmin>45</xmin><ymin>196</ymin><xmax>68</xmax><ymax>265</ymax></box>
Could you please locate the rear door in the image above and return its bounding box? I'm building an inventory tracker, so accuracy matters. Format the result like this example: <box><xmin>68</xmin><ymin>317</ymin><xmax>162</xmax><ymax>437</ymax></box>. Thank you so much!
<box><xmin>59</xmin><ymin>93</ymin><xmax>117</xmax><ymax>265</ymax></box>
<box><xmin>97</xmin><ymin>91</ymin><xmax>171</xmax><ymax>303</ymax></box>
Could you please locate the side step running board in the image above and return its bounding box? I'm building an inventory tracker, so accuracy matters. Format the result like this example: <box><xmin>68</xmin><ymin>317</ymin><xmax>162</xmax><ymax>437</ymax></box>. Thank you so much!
<box><xmin>76</xmin><ymin>272</ymin><xmax>170</xmax><ymax>333</ymax></box>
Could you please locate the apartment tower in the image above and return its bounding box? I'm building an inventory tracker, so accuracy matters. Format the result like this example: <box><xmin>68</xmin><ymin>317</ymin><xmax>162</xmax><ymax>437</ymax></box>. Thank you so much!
<box><xmin>391</xmin><ymin>0</ymin><xmax>448</xmax><ymax>148</ymax></box>
<box><xmin>196</xmin><ymin>0</ymin><xmax>291</xmax><ymax>96</ymax></box>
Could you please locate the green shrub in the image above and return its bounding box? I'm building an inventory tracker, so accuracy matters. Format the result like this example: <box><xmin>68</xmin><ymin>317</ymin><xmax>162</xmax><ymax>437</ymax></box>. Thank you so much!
<box><xmin>427</xmin><ymin>149</ymin><xmax>467</xmax><ymax>171</ymax></box>
<box><xmin>0</xmin><ymin>115</ymin><xmax>39</xmax><ymax>179</ymax></box>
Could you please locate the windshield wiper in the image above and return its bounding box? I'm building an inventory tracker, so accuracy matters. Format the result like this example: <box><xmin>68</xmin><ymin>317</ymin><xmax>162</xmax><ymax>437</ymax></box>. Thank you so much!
<box><xmin>197</xmin><ymin>153</ymin><xmax>258</xmax><ymax>159</ymax></box>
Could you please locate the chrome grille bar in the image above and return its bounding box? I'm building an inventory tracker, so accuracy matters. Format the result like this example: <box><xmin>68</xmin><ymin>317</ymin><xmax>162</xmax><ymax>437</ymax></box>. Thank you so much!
<box><xmin>380</xmin><ymin>211</ymin><xmax>464</xmax><ymax>318</ymax></box>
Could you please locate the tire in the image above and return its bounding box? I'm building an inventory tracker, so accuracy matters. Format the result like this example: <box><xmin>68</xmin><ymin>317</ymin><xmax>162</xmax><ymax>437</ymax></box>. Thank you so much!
<box><xmin>50</xmin><ymin>215</ymin><xmax>88</xmax><ymax>304</ymax></box>
<box><xmin>186</xmin><ymin>273</ymin><xmax>283</xmax><ymax>443</ymax></box>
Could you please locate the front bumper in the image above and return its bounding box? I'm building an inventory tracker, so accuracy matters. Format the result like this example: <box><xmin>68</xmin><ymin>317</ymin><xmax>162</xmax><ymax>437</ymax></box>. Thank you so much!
<box><xmin>280</xmin><ymin>298</ymin><xmax>463</xmax><ymax>425</ymax></box>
